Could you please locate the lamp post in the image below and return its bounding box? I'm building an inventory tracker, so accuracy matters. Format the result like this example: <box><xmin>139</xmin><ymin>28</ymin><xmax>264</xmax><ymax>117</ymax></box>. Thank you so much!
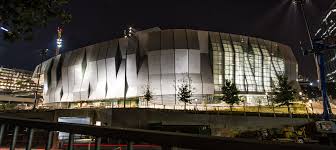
<box><xmin>293</xmin><ymin>0</ymin><xmax>332</xmax><ymax>120</ymax></box>
<box><xmin>33</xmin><ymin>49</ymin><xmax>48</xmax><ymax>110</ymax></box>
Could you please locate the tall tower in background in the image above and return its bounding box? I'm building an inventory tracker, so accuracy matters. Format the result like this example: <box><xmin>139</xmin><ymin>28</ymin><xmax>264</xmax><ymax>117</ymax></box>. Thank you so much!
<box><xmin>56</xmin><ymin>27</ymin><xmax>63</xmax><ymax>56</ymax></box>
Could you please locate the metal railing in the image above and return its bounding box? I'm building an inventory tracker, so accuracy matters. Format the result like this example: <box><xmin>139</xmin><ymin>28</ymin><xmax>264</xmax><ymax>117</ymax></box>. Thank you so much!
<box><xmin>0</xmin><ymin>116</ymin><xmax>334</xmax><ymax>150</ymax></box>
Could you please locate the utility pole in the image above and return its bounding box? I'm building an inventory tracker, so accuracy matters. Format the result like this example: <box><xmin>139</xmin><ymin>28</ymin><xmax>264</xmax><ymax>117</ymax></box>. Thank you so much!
<box><xmin>294</xmin><ymin>0</ymin><xmax>332</xmax><ymax>120</ymax></box>
<box><xmin>33</xmin><ymin>49</ymin><xmax>48</xmax><ymax>110</ymax></box>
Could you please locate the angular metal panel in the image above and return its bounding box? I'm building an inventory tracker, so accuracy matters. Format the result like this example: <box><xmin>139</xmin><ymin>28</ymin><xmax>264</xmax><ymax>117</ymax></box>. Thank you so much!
<box><xmin>149</xmin><ymin>74</ymin><xmax>161</xmax><ymax>97</ymax></box>
<box><xmin>161</xmin><ymin>74</ymin><xmax>176</xmax><ymax>95</ymax></box>
<box><xmin>174</xmin><ymin>29</ymin><xmax>187</xmax><ymax>49</ymax></box>
<box><xmin>49</xmin><ymin>55</ymin><xmax>61</xmax><ymax>102</ymax></box>
<box><xmin>188</xmin><ymin>50</ymin><xmax>200</xmax><ymax>74</ymax></box>
<box><xmin>42</xmin><ymin>59</ymin><xmax>54</xmax><ymax>103</ymax></box>
<box><xmin>119</xmin><ymin>38</ymin><xmax>128</xmax><ymax>59</ymax></box>
<box><xmin>186</xmin><ymin>29</ymin><xmax>199</xmax><ymax>49</ymax></box>
<box><xmin>137</xmin><ymin>32</ymin><xmax>150</xmax><ymax>54</ymax></box>
<box><xmin>60</xmin><ymin>51</ymin><xmax>73</xmax><ymax>102</ymax></box>
<box><xmin>96</xmin><ymin>59</ymin><xmax>107</xmax><ymax>99</ymax></box>
<box><xmin>105</xmin><ymin>57</ymin><xmax>117</xmax><ymax>98</ymax></box>
<box><xmin>126</xmin><ymin>54</ymin><xmax>138</xmax><ymax>97</ymax></box>
<box><xmin>189</xmin><ymin>73</ymin><xmax>203</xmax><ymax>95</ymax></box>
<box><xmin>97</xmin><ymin>41</ymin><xmax>109</xmax><ymax>60</ymax></box>
<box><xmin>161</xmin><ymin>50</ymin><xmax>175</xmax><ymax>74</ymax></box>
<box><xmin>72</xmin><ymin>48</ymin><xmax>86</xmax><ymax>101</ymax></box>
<box><xmin>175</xmin><ymin>49</ymin><xmax>189</xmax><ymax>74</ymax></box>
<box><xmin>161</xmin><ymin>49</ymin><xmax>175</xmax><ymax>98</ymax></box>
<box><xmin>147</xmin><ymin>31</ymin><xmax>161</xmax><ymax>51</ymax></box>
<box><xmin>106</xmin><ymin>40</ymin><xmax>119</xmax><ymax>58</ymax></box>
<box><xmin>198</xmin><ymin>31</ymin><xmax>209</xmax><ymax>54</ymax></box>
<box><xmin>148</xmin><ymin>50</ymin><xmax>161</xmax><ymax>97</ymax></box>
<box><xmin>136</xmin><ymin>57</ymin><xmax>149</xmax><ymax>96</ymax></box>
<box><xmin>161</xmin><ymin>30</ymin><xmax>174</xmax><ymax>50</ymax></box>
<box><xmin>148</xmin><ymin>51</ymin><xmax>161</xmax><ymax>75</ymax></box>
<box><xmin>200</xmin><ymin>54</ymin><xmax>214</xmax><ymax>95</ymax></box>
<box><xmin>95</xmin><ymin>44</ymin><xmax>108</xmax><ymax>99</ymax></box>
<box><xmin>81</xmin><ymin>45</ymin><xmax>99</xmax><ymax>100</ymax></box>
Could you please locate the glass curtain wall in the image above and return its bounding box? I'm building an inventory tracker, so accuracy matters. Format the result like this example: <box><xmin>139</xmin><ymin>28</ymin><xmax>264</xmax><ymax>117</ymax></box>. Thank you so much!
<box><xmin>260</xmin><ymin>43</ymin><xmax>271</xmax><ymax>92</ymax></box>
<box><xmin>211</xmin><ymin>34</ymin><xmax>286</xmax><ymax>94</ymax></box>
<box><xmin>222</xmin><ymin>40</ymin><xmax>234</xmax><ymax>83</ymax></box>
<box><xmin>251</xmin><ymin>43</ymin><xmax>264</xmax><ymax>92</ymax></box>
<box><xmin>233</xmin><ymin>41</ymin><xmax>246</xmax><ymax>91</ymax></box>
<box><xmin>212</xmin><ymin>43</ymin><xmax>223</xmax><ymax>92</ymax></box>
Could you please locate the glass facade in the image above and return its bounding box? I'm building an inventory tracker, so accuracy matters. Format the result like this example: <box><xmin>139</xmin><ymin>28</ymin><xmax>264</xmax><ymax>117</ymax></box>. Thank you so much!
<box><xmin>212</xmin><ymin>43</ymin><xmax>223</xmax><ymax>92</ymax></box>
<box><xmin>211</xmin><ymin>35</ymin><xmax>285</xmax><ymax>94</ymax></box>
<box><xmin>0</xmin><ymin>67</ymin><xmax>40</xmax><ymax>96</ymax></box>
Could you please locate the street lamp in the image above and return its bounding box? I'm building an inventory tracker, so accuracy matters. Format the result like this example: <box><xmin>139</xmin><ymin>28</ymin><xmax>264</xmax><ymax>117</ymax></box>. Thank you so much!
<box><xmin>292</xmin><ymin>0</ymin><xmax>332</xmax><ymax>120</ymax></box>
<box><xmin>33</xmin><ymin>48</ymin><xmax>48</xmax><ymax>110</ymax></box>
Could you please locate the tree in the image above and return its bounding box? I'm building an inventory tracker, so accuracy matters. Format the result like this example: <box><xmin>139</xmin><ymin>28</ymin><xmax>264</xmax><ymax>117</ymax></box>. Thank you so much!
<box><xmin>143</xmin><ymin>84</ymin><xmax>153</xmax><ymax>107</ymax></box>
<box><xmin>273</xmin><ymin>75</ymin><xmax>297</xmax><ymax>117</ymax></box>
<box><xmin>0</xmin><ymin>0</ymin><xmax>71</xmax><ymax>41</ymax></box>
<box><xmin>221</xmin><ymin>80</ymin><xmax>240</xmax><ymax>112</ymax></box>
<box><xmin>177</xmin><ymin>76</ymin><xmax>193</xmax><ymax>110</ymax></box>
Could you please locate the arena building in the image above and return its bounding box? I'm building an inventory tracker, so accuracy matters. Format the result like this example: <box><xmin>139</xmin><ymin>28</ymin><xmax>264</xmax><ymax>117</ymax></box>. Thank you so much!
<box><xmin>34</xmin><ymin>28</ymin><xmax>298</xmax><ymax>108</ymax></box>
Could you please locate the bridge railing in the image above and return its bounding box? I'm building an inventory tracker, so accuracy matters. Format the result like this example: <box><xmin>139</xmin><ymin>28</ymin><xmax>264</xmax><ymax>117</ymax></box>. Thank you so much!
<box><xmin>0</xmin><ymin>116</ymin><xmax>334</xmax><ymax>150</ymax></box>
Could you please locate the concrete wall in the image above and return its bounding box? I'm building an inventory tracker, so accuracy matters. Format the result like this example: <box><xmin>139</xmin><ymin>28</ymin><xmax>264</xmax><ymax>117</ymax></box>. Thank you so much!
<box><xmin>3</xmin><ymin>109</ymin><xmax>312</xmax><ymax>137</ymax></box>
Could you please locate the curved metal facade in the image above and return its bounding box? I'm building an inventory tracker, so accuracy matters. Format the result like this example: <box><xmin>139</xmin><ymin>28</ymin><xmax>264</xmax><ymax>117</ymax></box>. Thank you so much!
<box><xmin>35</xmin><ymin>28</ymin><xmax>298</xmax><ymax>105</ymax></box>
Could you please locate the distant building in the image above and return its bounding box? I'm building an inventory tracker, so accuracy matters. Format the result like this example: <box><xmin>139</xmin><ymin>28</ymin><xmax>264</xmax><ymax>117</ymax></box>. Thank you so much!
<box><xmin>35</xmin><ymin>28</ymin><xmax>298</xmax><ymax>108</ymax></box>
<box><xmin>0</xmin><ymin>67</ymin><xmax>39</xmax><ymax>97</ymax></box>
<box><xmin>314</xmin><ymin>2</ymin><xmax>336</xmax><ymax>82</ymax></box>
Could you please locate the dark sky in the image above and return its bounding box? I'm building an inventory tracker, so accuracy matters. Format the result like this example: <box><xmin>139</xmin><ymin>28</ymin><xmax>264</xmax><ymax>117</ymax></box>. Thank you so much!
<box><xmin>0</xmin><ymin>0</ymin><xmax>334</xmax><ymax>80</ymax></box>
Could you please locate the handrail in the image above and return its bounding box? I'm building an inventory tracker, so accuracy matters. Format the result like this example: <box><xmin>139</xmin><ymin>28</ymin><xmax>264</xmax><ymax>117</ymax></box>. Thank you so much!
<box><xmin>0</xmin><ymin>115</ymin><xmax>333</xmax><ymax>150</ymax></box>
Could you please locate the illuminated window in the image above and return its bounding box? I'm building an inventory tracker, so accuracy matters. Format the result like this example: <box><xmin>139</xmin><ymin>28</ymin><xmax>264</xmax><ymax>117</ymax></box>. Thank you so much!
<box><xmin>222</xmin><ymin>40</ymin><xmax>234</xmax><ymax>82</ymax></box>
<box><xmin>233</xmin><ymin>42</ymin><xmax>245</xmax><ymax>91</ymax></box>
<box><xmin>212</xmin><ymin>43</ymin><xmax>223</xmax><ymax>91</ymax></box>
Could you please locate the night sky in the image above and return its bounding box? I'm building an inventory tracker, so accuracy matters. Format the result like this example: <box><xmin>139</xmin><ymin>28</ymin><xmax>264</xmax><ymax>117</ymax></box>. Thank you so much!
<box><xmin>0</xmin><ymin>0</ymin><xmax>334</xmax><ymax>80</ymax></box>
